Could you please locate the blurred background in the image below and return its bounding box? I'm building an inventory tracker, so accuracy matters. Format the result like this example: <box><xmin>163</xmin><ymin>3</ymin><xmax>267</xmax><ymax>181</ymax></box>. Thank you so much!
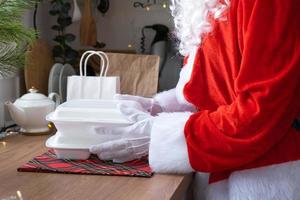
<box><xmin>1</xmin><ymin>0</ymin><xmax>183</xmax><ymax>131</ymax></box>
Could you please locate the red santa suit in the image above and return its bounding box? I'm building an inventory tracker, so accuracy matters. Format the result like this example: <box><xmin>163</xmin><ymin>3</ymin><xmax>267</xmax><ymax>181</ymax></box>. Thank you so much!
<box><xmin>149</xmin><ymin>0</ymin><xmax>300</xmax><ymax>199</ymax></box>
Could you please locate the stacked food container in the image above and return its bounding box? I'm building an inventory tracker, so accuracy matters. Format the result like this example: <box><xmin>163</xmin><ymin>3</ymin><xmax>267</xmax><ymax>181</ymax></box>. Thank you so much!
<box><xmin>46</xmin><ymin>99</ymin><xmax>139</xmax><ymax>160</ymax></box>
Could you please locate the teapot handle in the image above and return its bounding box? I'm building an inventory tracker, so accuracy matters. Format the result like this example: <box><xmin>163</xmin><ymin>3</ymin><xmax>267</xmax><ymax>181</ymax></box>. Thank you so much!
<box><xmin>48</xmin><ymin>93</ymin><xmax>60</xmax><ymax>108</ymax></box>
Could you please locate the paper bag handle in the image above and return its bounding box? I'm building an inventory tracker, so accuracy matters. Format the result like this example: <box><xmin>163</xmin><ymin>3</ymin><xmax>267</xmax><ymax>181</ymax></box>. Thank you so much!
<box><xmin>79</xmin><ymin>50</ymin><xmax>95</xmax><ymax>76</ymax></box>
<box><xmin>84</xmin><ymin>52</ymin><xmax>106</xmax><ymax>77</ymax></box>
<box><xmin>95</xmin><ymin>51</ymin><xmax>109</xmax><ymax>77</ymax></box>
<box><xmin>79</xmin><ymin>51</ymin><xmax>110</xmax><ymax>77</ymax></box>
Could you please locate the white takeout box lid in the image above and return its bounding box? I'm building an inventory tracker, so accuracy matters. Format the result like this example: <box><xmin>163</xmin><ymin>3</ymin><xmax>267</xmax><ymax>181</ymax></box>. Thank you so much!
<box><xmin>46</xmin><ymin>99</ymin><xmax>140</xmax><ymax>125</ymax></box>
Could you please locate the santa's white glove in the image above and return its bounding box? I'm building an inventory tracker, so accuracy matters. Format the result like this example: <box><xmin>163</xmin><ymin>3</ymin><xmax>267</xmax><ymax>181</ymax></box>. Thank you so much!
<box><xmin>89</xmin><ymin>104</ymin><xmax>153</xmax><ymax>163</ymax></box>
<box><xmin>114</xmin><ymin>94</ymin><xmax>162</xmax><ymax>115</ymax></box>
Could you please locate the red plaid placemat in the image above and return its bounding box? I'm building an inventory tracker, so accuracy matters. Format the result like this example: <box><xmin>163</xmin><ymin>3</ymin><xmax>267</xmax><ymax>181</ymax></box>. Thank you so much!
<box><xmin>18</xmin><ymin>150</ymin><xmax>153</xmax><ymax>178</ymax></box>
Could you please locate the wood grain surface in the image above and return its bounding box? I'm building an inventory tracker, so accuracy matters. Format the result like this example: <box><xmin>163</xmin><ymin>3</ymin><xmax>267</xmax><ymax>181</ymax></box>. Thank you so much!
<box><xmin>0</xmin><ymin>135</ymin><xmax>193</xmax><ymax>200</ymax></box>
<box><xmin>80</xmin><ymin>0</ymin><xmax>97</xmax><ymax>46</ymax></box>
<box><xmin>24</xmin><ymin>39</ymin><xmax>54</xmax><ymax>95</ymax></box>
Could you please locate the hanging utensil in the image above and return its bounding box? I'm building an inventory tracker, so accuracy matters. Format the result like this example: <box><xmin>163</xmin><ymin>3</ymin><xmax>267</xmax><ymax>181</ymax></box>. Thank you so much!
<box><xmin>97</xmin><ymin>0</ymin><xmax>110</xmax><ymax>16</ymax></box>
<box><xmin>72</xmin><ymin>0</ymin><xmax>82</xmax><ymax>22</ymax></box>
<box><xmin>80</xmin><ymin>0</ymin><xmax>97</xmax><ymax>46</ymax></box>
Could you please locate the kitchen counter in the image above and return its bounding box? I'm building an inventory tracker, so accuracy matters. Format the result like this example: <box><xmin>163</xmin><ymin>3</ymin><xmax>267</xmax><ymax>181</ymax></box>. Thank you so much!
<box><xmin>0</xmin><ymin>134</ymin><xmax>193</xmax><ymax>200</ymax></box>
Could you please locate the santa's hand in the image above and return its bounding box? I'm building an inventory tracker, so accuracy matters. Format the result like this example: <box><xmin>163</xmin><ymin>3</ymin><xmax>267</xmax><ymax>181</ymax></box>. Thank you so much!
<box><xmin>89</xmin><ymin>104</ymin><xmax>152</xmax><ymax>163</ymax></box>
<box><xmin>114</xmin><ymin>94</ymin><xmax>162</xmax><ymax>115</ymax></box>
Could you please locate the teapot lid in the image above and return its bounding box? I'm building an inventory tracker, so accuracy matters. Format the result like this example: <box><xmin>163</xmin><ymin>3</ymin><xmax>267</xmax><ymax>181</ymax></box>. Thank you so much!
<box><xmin>21</xmin><ymin>88</ymin><xmax>48</xmax><ymax>100</ymax></box>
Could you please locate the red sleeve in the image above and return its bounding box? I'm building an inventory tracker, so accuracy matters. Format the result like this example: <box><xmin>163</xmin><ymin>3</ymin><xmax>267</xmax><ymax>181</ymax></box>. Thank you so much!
<box><xmin>184</xmin><ymin>0</ymin><xmax>300</xmax><ymax>172</ymax></box>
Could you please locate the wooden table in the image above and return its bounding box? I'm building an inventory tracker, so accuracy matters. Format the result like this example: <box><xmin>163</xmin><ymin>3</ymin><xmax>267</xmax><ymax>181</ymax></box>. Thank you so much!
<box><xmin>0</xmin><ymin>134</ymin><xmax>193</xmax><ymax>200</ymax></box>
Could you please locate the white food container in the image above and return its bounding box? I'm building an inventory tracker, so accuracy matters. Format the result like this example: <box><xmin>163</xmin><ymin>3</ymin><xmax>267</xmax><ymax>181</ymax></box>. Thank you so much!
<box><xmin>46</xmin><ymin>136</ymin><xmax>91</xmax><ymax>160</ymax></box>
<box><xmin>46</xmin><ymin>99</ymin><xmax>140</xmax><ymax>160</ymax></box>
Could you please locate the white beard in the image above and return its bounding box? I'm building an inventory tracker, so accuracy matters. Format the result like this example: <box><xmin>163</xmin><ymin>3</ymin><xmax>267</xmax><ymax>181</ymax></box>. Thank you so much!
<box><xmin>170</xmin><ymin>0</ymin><xmax>230</xmax><ymax>56</ymax></box>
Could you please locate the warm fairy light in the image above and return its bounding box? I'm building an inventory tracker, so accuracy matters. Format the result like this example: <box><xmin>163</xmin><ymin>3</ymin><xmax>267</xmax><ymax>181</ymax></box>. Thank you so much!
<box><xmin>128</xmin><ymin>44</ymin><xmax>133</xmax><ymax>48</ymax></box>
<box><xmin>17</xmin><ymin>190</ymin><xmax>23</xmax><ymax>200</ymax></box>
<box><xmin>162</xmin><ymin>3</ymin><xmax>167</xmax><ymax>8</ymax></box>
<box><xmin>146</xmin><ymin>6</ymin><xmax>150</xmax><ymax>11</ymax></box>
<box><xmin>1</xmin><ymin>141</ymin><xmax>7</xmax><ymax>147</ymax></box>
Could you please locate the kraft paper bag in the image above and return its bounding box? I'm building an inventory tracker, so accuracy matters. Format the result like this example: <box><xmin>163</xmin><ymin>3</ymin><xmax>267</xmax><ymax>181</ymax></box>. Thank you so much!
<box><xmin>67</xmin><ymin>51</ymin><xmax>120</xmax><ymax>101</ymax></box>
<box><xmin>90</xmin><ymin>53</ymin><xmax>159</xmax><ymax>97</ymax></box>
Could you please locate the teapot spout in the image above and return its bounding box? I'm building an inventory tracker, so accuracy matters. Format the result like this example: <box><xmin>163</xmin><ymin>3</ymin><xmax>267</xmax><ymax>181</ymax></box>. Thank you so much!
<box><xmin>5</xmin><ymin>101</ymin><xmax>26</xmax><ymax>126</ymax></box>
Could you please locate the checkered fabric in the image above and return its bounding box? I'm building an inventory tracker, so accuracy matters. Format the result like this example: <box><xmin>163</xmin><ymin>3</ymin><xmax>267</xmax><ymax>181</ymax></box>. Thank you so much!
<box><xmin>18</xmin><ymin>150</ymin><xmax>153</xmax><ymax>178</ymax></box>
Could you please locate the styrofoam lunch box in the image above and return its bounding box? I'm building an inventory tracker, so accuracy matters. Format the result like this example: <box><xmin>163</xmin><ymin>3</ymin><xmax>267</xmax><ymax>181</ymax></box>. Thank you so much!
<box><xmin>45</xmin><ymin>99</ymin><xmax>141</xmax><ymax>160</ymax></box>
<box><xmin>46</xmin><ymin>136</ymin><xmax>91</xmax><ymax>160</ymax></box>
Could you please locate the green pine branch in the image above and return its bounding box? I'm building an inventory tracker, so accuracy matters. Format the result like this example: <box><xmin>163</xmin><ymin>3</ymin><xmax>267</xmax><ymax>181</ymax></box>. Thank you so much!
<box><xmin>0</xmin><ymin>42</ymin><xmax>24</xmax><ymax>77</ymax></box>
<box><xmin>0</xmin><ymin>0</ymin><xmax>37</xmax><ymax>44</ymax></box>
<box><xmin>0</xmin><ymin>23</ymin><xmax>35</xmax><ymax>44</ymax></box>
<box><xmin>0</xmin><ymin>0</ymin><xmax>37</xmax><ymax>77</ymax></box>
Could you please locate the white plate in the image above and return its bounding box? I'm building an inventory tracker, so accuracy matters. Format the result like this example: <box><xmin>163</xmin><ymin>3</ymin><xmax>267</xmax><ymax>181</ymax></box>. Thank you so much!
<box><xmin>48</xmin><ymin>63</ymin><xmax>63</xmax><ymax>94</ymax></box>
<box><xmin>59</xmin><ymin>64</ymin><xmax>76</xmax><ymax>103</ymax></box>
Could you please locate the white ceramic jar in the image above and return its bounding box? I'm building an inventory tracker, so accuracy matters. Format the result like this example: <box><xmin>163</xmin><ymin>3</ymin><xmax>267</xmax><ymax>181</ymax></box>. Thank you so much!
<box><xmin>6</xmin><ymin>88</ymin><xmax>60</xmax><ymax>134</ymax></box>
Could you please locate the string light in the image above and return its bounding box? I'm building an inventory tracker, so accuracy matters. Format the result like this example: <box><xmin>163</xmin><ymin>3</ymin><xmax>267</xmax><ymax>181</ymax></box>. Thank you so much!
<box><xmin>134</xmin><ymin>1</ymin><xmax>168</xmax><ymax>10</ymax></box>
<box><xmin>17</xmin><ymin>190</ymin><xmax>23</xmax><ymax>200</ymax></box>
<box><xmin>162</xmin><ymin>2</ymin><xmax>167</xmax><ymax>8</ymax></box>
<box><xmin>1</xmin><ymin>141</ymin><xmax>7</xmax><ymax>147</ymax></box>
<box><xmin>48</xmin><ymin>123</ymin><xmax>52</xmax><ymax>129</ymax></box>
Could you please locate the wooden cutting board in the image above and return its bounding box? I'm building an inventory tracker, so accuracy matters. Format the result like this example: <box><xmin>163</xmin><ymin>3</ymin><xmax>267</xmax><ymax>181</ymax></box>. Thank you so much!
<box><xmin>80</xmin><ymin>0</ymin><xmax>97</xmax><ymax>46</ymax></box>
<box><xmin>24</xmin><ymin>39</ymin><xmax>54</xmax><ymax>95</ymax></box>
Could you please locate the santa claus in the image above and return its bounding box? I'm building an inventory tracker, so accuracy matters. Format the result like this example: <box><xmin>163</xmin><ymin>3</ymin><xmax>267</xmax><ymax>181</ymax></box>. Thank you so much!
<box><xmin>90</xmin><ymin>0</ymin><xmax>300</xmax><ymax>199</ymax></box>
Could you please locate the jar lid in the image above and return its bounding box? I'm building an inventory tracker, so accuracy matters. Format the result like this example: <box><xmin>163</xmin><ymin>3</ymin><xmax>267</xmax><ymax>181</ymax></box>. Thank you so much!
<box><xmin>14</xmin><ymin>87</ymin><xmax>55</xmax><ymax>108</ymax></box>
<box><xmin>20</xmin><ymin>88</ymin><xmax>48</xmax><ymax>101</ymax></box>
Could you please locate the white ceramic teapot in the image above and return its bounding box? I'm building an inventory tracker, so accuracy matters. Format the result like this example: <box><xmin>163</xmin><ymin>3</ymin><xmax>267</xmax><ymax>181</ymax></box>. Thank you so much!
<box><xmin>5</xmin><ymin>88</ymin><xmax>60</xmax><ymax>134</ymax></box>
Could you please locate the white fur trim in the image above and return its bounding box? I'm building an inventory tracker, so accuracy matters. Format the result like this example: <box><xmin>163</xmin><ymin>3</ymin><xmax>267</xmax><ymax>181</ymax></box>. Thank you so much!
<box><xmin>192</xmin><ymin>172</ymin><xmax>211</xmax><ymax>200</ymax></box>
<box><xmin>195</xmin><ymin>160</ymin><xmax>300</xmax><ymax>200</ymax></box>
<box><xmin>149</xmin><ymin>112</ymin><xmax>194</xmax><ymax>173</ymax></box>
<box><xmin>175</xmin><ymin>49</ymin><xmax>197</xmax><ymax>105</ymax></box>
<box><xmin>207</xmin><ymin>179</ymin><xmax>229</xmax><ymax>200</ymax></box>
<box><xmin>228</xmin><ymin>160</ymin><xmax>300</xmax><ymax>200</ymax></box>
<box><xmin>154</xmin><ymin>89</ymin><xmax>196</xmax><ymax>112</ymax></box>
<box><xmin>154</xmin><ymin>43</ymin><xmax>198</xmax><ymax>113</ymax></box>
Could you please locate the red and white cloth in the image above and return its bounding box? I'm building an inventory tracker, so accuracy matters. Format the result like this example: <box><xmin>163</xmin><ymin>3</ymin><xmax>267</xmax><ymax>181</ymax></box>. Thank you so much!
<box><xmin>18</xmin><ymin>150</ymin><xmax>153</xmax><ymax>178</ymax></box>
<box><xmin>149</xmin><ymin>0</ymin><xmax>300</xmax><ymax>199</ymax></box>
